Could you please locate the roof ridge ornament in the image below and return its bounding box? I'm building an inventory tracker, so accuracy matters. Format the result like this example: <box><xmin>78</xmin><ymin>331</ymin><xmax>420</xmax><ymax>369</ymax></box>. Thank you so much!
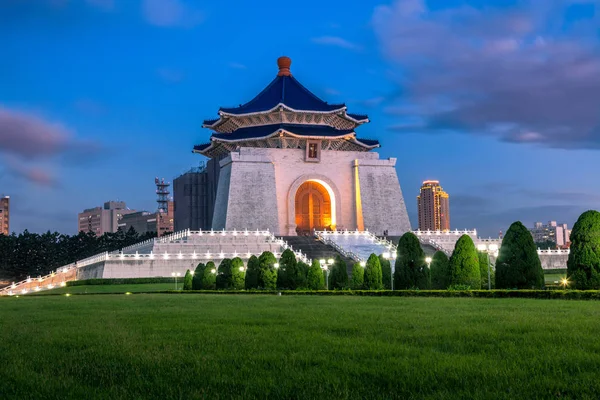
<box><xmin>277</xmin><ymin>56</ymin><xmax>292</xmax><ymax>77</ymax></box>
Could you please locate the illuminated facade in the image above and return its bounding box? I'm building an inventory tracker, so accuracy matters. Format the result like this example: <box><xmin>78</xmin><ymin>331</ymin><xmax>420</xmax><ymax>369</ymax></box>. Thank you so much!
<box><xmin>194</xmin><ymin>57</ymin><xmax>411</xmax><ymax>235</ymax></box>
<box><xmin>417</xmin><ymin>180</ymin><xmax>450</xmax><ymax>231</ymax></box>
<box><xmin>0</xmin><ymin>196</ymin><xmax>9</xmax><ymax>236</ymax></box>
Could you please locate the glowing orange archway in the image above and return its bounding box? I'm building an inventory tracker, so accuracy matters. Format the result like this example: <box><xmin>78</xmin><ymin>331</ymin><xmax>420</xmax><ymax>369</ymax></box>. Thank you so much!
<box><xmin>295</xmin><ymin>181</ymin><xmax>332</xmax><ymax>232</ymax></box>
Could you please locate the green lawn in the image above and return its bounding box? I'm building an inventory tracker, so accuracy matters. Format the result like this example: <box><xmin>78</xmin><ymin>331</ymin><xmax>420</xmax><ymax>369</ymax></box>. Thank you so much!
<box><xmin>36</xmin><ymin>283</ymin><xmax>176</xmax><ymax>295</ymax></box>
<box><xmin>1</xmin><ymin>295</ymin><xmax>600</xmax><ymax>399</ymax></box>
<box><xmin>545</xmin><ymin>273</ymin><xmax>566</xmax><ymax>284</ymax></box>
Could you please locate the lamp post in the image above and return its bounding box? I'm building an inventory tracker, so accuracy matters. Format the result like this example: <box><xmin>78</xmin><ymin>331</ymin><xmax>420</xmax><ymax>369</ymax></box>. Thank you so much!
<box><xmin>425</xmin><ymin>257</ymin><xmax>432</xmax><ymax>269</ymax></box>
<box><xmin>477</xmin><ymin>243</ymin><xmax>497</xmax><ymax>290</ymax></box>
<box><xmin>171</xmin><ymin>272</ymin><xmax>181</xmax><ymax>290</ymax></box>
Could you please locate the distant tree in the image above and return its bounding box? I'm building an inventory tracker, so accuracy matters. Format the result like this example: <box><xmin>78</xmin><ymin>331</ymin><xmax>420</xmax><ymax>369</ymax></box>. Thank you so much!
<box><xmin>258</xmin><ymin>251</ymin><xmax>278</xmax><ymax>290</ymax></box>
<box><xmin>363</xmin><ymin>253</ymin><xmax>383</xmax><ymax>290</ymax></box>
<box><xmin>192</xmin><ymin>262</ymin><xmax>206</xmax><ymax>290</ymax></box>
<box><xmin>216</xmin><ymin>258</ymin><xmax>233</xmax><ymax>289</ymax></box>
<box><xmin>350</xmin><ymin>262</ymin><xmax>364</xmax><ymax>290</ymax></box>
<box><xmin>329</xmin><ymin>255</ymin><xmax>349</xmax><ymax>290</ymax></box>
<box><xmin>430</xmin><ymin>251</ymin><xmax>450</xmax><ymax>290</ymax></box>
<box><xmin>230</xmin><ymin>257</ymin><xmax>245</xmax><ymax>290</ymax></box>
<box><xmin>201</xmin><ymin>261</ymin><xmax>217</xmax><ymax>290</ymax></box>
<box><xmin>379</xmin><ymin>255</ymin><xmax>392</xmax><ymax>290</ymax></box>
<box><xmin>277</xmin><ymin>249</ymin><xmax>296</xmax><ymax>289</ymax></box>
<box><xmin>496</xmin><ymin>222</ymin><xmax>544</xmax><ymax>289</ymax></box>
<box><xmin>245</xmin><ymin>255</ymin><xmax>260</xmax><ymax>289</ymax></box>
<box><xmin>394</xmin><ymin>232</ymin><xmax>429</xmax><ymax>289</ymax></box>
<box><xmin>307</xmin><ymin>259</ymin><xmax>325</xmax><ymax>290</ymax></box>
<box><xmin>567</xmin><ymin>210</ymin><xmax>600</xmax><ymax>289</ymax></box>
<box><xmin>183</xmin><ymin>269</ymin><xmax>193</xmax><ymax>290</ymax></box>
<box><xmin>449</xmin><ymin>235</ymin><xmax>481</xmax><ymax>289</ymax></box>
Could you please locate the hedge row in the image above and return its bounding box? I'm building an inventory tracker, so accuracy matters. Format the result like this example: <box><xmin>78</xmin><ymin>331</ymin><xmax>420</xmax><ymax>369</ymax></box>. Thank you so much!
<box><xmin>165</xmin><ymin>289</ymin><xmax>600</xmax><ymax>300</ymax></box>
<box><xmin>67</xmin><ymin>277</ymin><xmax>174</xmax><ymax>286</ymax></box>
<box><xmin>21</xmin><ymin>289</ymin><xmax>600</xmax><ymax>300</ymax></box>
<box><xmin>543</xmin><ymin>269</ymin><xmax>567</xmax><ymax>274</ymax></box>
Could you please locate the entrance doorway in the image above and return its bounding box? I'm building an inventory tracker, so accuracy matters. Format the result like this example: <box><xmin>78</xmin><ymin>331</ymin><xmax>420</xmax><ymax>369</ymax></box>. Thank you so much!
<box><xmin>295</xmin><ymin>181</ymin><xmax>332</xmax><ymax>233</ymax></box>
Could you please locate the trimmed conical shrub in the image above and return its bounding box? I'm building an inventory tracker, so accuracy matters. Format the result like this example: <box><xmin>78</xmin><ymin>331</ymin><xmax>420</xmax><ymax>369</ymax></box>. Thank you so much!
<box><xmin>364</xmin><ymin>253</ymin><xmax>383</xmax><ymax>290</ymax></box>
<box><xmin>258</xmin><ymin>251</ymin><xmax>277</xmax><ymax>290</ymax></box>
<box><xmin>216</xmin><ymin>258</ymin><xmax>232</xmax><ymax>289</ymax></box>
<box><xmin>230</xmin><ymin>257</ymin><xmax>245</xmax><ymax>289</ymax></box>
<box><xmin>430</xmin><ymin>251</ymin><xmax>450</xmax><ymax>289</ymax></box>
<box><xmin>329</xmin><ymin>255</ymin><xmax>349</xmax><ymax>290</ymax></box>
<box><xmin>183</xmin><ymin>269</ymin><xmax>193</xmax><ymax>290</ymax></box>
<box><xmin>449</xmin><ymin>235</ymin><xmax>481</xmax><ymax>289</ymax></box>
<box><xmin>307</xmin><ymin>259</ymin><xmax>325</xmax><ymax>290</ymax></box>
<box><xmin>567</xmin><ymin>210</ymin><xmax>600</xmax><ymax>289</ymax></box>
<box><xmin>192</xmin><ymin>262</ymin><xmax>205</xmax><ymax>290</ymax></box>
<box><xmin>379</xmin><ymin>255</ymin><xmax>392</xmax><ymax>290</ymax></box>
<box><xmin>245</xmin><ymin>255</ymin><xmax>260</xmax><ymax>289</ymax></box>
<box><xmin>201</xmin><ymin>261</ymin><xmax>216</xmax><ymax>290</ymax></box>
<box><xmin>394</xmin><ymin>232</ymin><xmax>429</xmax><ymax>289</ymax></box>
<box><xmin>350</xmin><ymin>262</ymin><xmax>364</xmax><ymax>290</ymax></box>
<box><xmin>496</xmin><ymin>221</ymin><xmax>544</xmax><ymax>289</ymax></box>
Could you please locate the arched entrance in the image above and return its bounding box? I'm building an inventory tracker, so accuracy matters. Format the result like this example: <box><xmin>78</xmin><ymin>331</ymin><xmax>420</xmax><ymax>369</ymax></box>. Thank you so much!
<box><xmin>295</xmin><ymin>181</ymin><xmax>332</xmax><ymax>233</ymax></box>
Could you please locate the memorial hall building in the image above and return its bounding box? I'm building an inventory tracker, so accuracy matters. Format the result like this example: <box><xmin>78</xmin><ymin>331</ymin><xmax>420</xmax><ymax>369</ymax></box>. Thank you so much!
<box><xmin>190</xmin><ymin>57</ymin><xmax>411</xmax><ymax>236</ymax></box>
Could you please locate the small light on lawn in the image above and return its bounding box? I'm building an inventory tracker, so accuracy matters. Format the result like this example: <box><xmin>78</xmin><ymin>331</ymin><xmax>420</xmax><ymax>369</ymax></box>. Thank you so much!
<box><xmin>125</xmin><ymin>292</ymin><xmax>132</xmax><ymax>295</ymax></box>
<box><xmin>65</xmin><ymin>293</ymin><xmax>71</xmax><ymax>297</ymax></box>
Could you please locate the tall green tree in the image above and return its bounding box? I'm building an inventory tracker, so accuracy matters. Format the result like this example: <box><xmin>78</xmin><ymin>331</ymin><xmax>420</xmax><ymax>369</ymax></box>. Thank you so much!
<box><xmin>379</xmin><ymin>255</ymin><xmax>392</xmax><ymax>290</ymax></box>
<box><xmin>216</xmin><ymin>258</ymin><xmax>233</xmax><ymax>289</ymax></box>
<box><xmin>258</xmin><ymin>251</ymin><xmax>278</xmax><ymax>290</ymax></box>
<box><xmin>183</xmin><ymin>269</ymin><xmax>193</xmax><ymax>290</ymax></box>
<box><xmin>245</xmin><ymin>255</ymin><xmax>260</xmax><ymax>289</ymax></box>
<box><xmin>201</xmin><ymin>261</ymin><xmax>217</xmax><ymax>290</ymax></box>
<box><xmin>350</xmin><ymin>262</ymin><xmax>364</xmax><ymax>289</ymax></box>
<box><xmin>364</xmin><ymin>253</ymin><xmax>383</xmax><ymax>290</ymax></box>
<box><xmin>394</xmin><ymin>232</ymin><xmax>429</xmax><ymax>289</ymax></box>
<box><xmin>496</xmin><ymin>221</ymin><xmax>544</xmax><ymax>289</ymax></box>
<box><xmin>449</xmin><ymin>235</ymin><xmax>481</xmax><ymax>289</ymax></box>
<box><xmin>307</xmin><ymin>259</ymin><xmax>325</xmax><ymax>290</ymax></box>
<box><xmin>230</xmin><ymin>257</ymin><xmax>245</xmax><ymax>290</ymax></box>
<box><xmin>192</xmin><ymin>262</ymin><xmax>206</xmax><ymax>290</ymax></box>
<box><xmin>430</xmin><ymin>251</ymin><xmax>450</xmax><ymax>289</ymax></box>
<box><xmin>567</xmin><ymin>210</ymin><xmax>600</xmax><ymax>289</ymax></box>
<box><xmin>329</xmin><ymin>255</ymin><xmax>348</xmax><ymax>290</ymax></box>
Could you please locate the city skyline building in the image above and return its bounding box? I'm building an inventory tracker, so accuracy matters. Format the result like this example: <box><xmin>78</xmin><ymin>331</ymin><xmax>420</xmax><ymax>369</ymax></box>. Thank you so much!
<box><xmin>77</xmin><ymin>201</ymin><xmax>136</xmax><ymax>236</ymax></box>
<box><xmin>1</xmin><ymin>196</ymin><xmax>9</xmax><ymax>236</ymax></box>
<box><xmin>173</xmin><ymin>161</ymin><xmax>220</xmax><ymax>232</ymax></box>
<box><xmin>417</xmin><ymin>180</ymin><xmax>450</xmax><ymax>231</ymax></box>
<box><xmin>530</xmin><ymin>221</ymin><xmax>571</xmax><ymax>248</ymax></box>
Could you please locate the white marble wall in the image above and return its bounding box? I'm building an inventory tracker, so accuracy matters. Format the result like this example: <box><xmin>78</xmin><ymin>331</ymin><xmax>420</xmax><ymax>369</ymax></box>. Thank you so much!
<box><xmin>212</xmin><ymin>147</ymin><xmax>411</xmax><ymax>236</ymax></box>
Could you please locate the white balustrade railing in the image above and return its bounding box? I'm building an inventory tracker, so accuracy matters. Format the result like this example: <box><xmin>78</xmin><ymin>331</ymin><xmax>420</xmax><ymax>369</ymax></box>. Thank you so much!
<box><xmin>537</xmin><ymin>248</ymin><xmax>570</xmax><ymax>255</ymax></box>
<box><xmin>315</xmin><ymin>230</ymin><xmax>397</xmax><ymax>262</ymax></box>
<box><xmin>413</xmin><ymin>229</ymin><xmax>478</xmax><ymax>237</ymax></box>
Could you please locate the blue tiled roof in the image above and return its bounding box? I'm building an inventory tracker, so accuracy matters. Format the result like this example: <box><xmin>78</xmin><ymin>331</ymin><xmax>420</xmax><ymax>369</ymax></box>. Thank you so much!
<box><xmin>219</xmin><ymin>76</ymin><xmax>345</xmax><ymax>114</ymax></box>
<box><xmin>347</xmin><ymin>113</ymin><xmax>369</xmax><ymax>121</ymax></box>
<box><xmin>193</xmin><ymin>143</ymin><xmax>212</xmax><ymax>152</ymax></box>
<box><xmin>211</xmin><ymin>124</ymin><xmax>354</xmax><ymax>141</ymax></box>
<box><xmin>355</xmin><ymin>138</ymin><xmax>379</xmax><ymax>147</ymax></box>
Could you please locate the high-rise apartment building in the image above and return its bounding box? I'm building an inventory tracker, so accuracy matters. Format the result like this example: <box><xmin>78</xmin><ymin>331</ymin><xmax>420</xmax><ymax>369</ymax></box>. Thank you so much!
<box><xmin>530</xmin><ymin>221</ymin><xmax>571</xmax><ymax>247</ymax></box>
<box><xmin>0</xmin><ymin>196</ymin><xmax>9</xmax><ymax>235</ymax></box>
<box><xmin>78</xmin><ymin>201</ymin><xmax>135</xmax><ymax>236</ymax></box>
<box><xmin>417</xmin><ymin>180</ymin><xmax>450</xmax><ymax>231</ymax></box>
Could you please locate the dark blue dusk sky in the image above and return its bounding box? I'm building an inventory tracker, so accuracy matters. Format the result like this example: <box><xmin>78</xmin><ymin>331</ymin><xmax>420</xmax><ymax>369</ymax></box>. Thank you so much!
<box><xmin>1</xmin><ymin>0</ymin><xmax>599</xmax><ymax>237</ymax></box>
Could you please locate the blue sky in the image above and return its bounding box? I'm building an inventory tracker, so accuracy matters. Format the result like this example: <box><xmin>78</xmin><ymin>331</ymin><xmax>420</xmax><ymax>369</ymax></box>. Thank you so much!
<box><xmin>1</xmin><ymin>0</ymin><xmax>599</xmax><ymax>237</ymax></box>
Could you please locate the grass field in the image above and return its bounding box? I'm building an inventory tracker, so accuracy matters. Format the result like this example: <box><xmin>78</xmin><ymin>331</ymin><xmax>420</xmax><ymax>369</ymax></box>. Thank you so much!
<box><xmin>545</xmin><ymin>273</ymin><xmax>566</xmax><ymax>284</ymax></box>
<box><xmin>37</xmin><ymin>283</ymin><xmax>176</xmax><ymax>295</ymax></box>
<box><xmin>1</xmin><ymin>295</ymin><xmax>600</xmax><ymax>399</ymax></box>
